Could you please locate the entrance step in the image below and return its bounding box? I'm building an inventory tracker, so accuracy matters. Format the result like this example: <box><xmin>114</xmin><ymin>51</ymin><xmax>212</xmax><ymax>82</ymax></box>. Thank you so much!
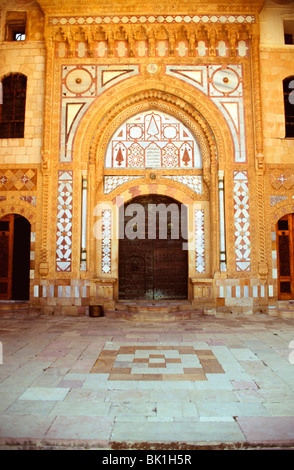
<box><xmin>0</xmin><ymin>301</ymin><xmax>41</xmax><ymax>317</ymax></box>
<box><xmin>104</xmin><ymin>301</ymin><xmax>203</xmax><ymax>321</ymax></box>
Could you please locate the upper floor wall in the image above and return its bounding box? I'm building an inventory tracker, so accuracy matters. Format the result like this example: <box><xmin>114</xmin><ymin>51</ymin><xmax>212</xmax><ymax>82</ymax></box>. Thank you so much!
<box><xmin>0</xmin><ymin>0</ymin><xmax>45</xmax><ymax>165</ymax></box>
<box><xmin>259</xmin><ymin>0</ymin><xmax>294</xmax><ymax>164</ymax></box>
<box><xmin>260</xmin><ymin>0</ymin><xmax>294</xmax><ymax>45</ymax></box>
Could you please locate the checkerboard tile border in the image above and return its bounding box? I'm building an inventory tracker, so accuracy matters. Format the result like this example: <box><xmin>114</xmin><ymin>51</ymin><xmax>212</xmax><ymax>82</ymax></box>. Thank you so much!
<box><xmin>90</xmin><ymin>345</ymin><xmax>224</xmax><ymax>381</ymax></box>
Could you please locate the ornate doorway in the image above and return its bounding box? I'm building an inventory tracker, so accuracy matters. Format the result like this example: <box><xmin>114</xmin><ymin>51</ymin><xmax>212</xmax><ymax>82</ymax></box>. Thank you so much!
<box><xmin>0</xmin><ymin>214</ymin><xmax>31</xmax><ymax>300</ymax></box>
<box><xmin>119</xmin><ymin>195</ymin><xmax>188</xmax><ymax>300</ymax></box>
<box><xmin>277</xmin><ymin>214</ymin><xmax>294</xmax><ymax>300</ymax></box>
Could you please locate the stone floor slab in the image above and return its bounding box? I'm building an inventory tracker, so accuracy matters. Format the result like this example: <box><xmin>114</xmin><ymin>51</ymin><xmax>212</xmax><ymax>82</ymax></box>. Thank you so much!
<box><xmin>0</xmin><ymin>312</ymin><xmax>294</xmax><ymax>448</ymax></box>
<box><xmin>236</xmin><ymin>416</ymin><xmax>294</xmax><ymax>443</ymax></box>
<box><xmin>110</xmin><ymin>419</ymin><xmax>246</xmax><ymax>444</ymax></box>
<box><xmin>0</xmin><ymin>414</ymin><xmax>55</xmax><ymax>439</ymax></box>
<box><xmin>45</xmin><ymin>415</ymin><xmax>114</xmax><ymax>441</ymax></box>
<box><xmin>18</xmin><ymin>386</ymin><xmax>70</xmax><ymax>401</ymax></box>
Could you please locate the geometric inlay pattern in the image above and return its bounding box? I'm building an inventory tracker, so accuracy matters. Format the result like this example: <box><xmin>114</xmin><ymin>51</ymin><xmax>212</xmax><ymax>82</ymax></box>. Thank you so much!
<box><xmin>233</xmin><ymin>170</ymin><xmax>251</xmax><ymax>272</ymax></box>
<box><xmin>104</xmin><ymin>175</ymin><xmax>143</xmax><ymax>194</ymax></box>
<box><xmin>20</xmin><ymin>195</ymin><xmax>37</xmax><ymax>206</ymax></box>
<box><xmin>195</xmin><ymin>209</ymin><xmax>205</xmax><ymax>273</ymax></box>
<box><xmin>50</xmin><ymin>15</ymin><xmax>255</xmax><ymax>27</ymax></box>
<box><xmin>105</xmin><ymin>110</ymin><xmax>202</xmax><ymax>169</ymax></box>
<box><xmin>90</xmin><ymin>344</ymin><xmax>224</xmax><ymax>381</ymax></box>
<box><xmin>269</xmin><ymin>172</ymin><xmax>294</xmax><ymax>190</ymax></box>
<box><xmin>163</xmin><ymin>175</ymin><xmax>202</xmax><ymax>193</ymax></box>
<box><xmin>60</xmin><ymin>65</ymin><xmax>139</xmax><ymax>162</ymax></box>
<box><xmin>56</xmin><ymin>170</ymin><xmax>73</xmax><ymax>272</ymax></box>
<box><xmin>0</xmin><ymin>169</ymin><xmax>37</xmax><ymax>191</ymax></box>
<box><xmin>101</xmin><ymin>209</ymin><xmax>112</xmax><ymax>273</ymax></box>
<box><xmin>270</xmin><ymin>195</ymin><xmax>287</xmax><ymax>207</ymax></box>
<box><xmin>166</xmin><ymin>64</ymin><xmax>246</xmax><ymax>162</ymax></box>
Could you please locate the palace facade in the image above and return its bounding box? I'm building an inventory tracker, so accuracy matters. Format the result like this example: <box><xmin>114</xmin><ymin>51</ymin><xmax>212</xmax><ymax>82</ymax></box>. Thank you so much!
<box><xmin>0</xmin><ymin>0</ymin><xmax>294</xmax><ymax>317</ymax></box>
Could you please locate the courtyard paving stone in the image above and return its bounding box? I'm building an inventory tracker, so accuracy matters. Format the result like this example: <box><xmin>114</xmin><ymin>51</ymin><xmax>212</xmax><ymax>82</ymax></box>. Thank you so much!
<box><xmin>0</xmin><ymin>311</ymin><xmax>294</xmax><ymax>449</ymax></box>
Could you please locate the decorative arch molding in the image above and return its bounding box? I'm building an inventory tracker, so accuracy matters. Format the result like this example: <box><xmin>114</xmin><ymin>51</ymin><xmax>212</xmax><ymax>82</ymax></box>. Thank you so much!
<box><xmin>115</xmin><ymin>183</ymin><xmax>195</xmax><ymax>206</ymax></box>
<box><xmin>0</xmin><ymin>201</ymin><xmax>36</xmax><ymax>225</ymax></box>
<box><xmin>272</xmin><ymin>203</ymin><xmax>294</xmax><ymax>229</ymax></box>
<box><xmin>73</xmin><ymin>75</ymin><xmax>234</xmax><ymax>177</ymax></box>
<box><xmin>103</xmin><ymin>174</ymin><xmax>209</xmax><ymax>202</ymax></box>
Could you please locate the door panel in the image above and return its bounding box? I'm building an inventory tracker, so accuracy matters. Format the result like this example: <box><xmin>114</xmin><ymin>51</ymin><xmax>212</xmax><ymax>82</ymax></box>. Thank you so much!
<box><xmin>0</xmin><ymin>215</ymin><xmax>14</xmax><ymax>299</ymax></box>
<box><xmin>119</xmin><ymin>195</ymin><xmax>188</xmax><ymax>300</ymax></box>
<box><xmin>0</xmin><ymin>214</ymin><xmax>30</xmax><ymax>300</ymax></box>
<box><xmin>277</xmin><ymin>214</ymin><xmax>294</xmax><ymax>299</ymax></box>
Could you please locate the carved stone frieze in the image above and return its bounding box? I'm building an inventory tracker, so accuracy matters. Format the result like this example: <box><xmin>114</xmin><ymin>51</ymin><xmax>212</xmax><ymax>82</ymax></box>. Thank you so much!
<box><xmin>38</xmin><ymin>0</ymin><xmax>265</xmax><ymax>15</ymax></box>
<box><xmin>46</xmin><ymin>21</ymin><xmax>254</xmax><ymax>59</ymax></box>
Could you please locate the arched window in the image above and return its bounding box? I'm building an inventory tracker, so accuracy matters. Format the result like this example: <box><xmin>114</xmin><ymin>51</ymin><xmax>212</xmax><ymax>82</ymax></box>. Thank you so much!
<box><xmin>283</xmin><ymin>75</ymin><xmax>294</xmax><ymax>138</ymax></box>
<box><xmin>0</xmin><ymin>73</ymin><xmax>27</xmax><ymax>139</ymax></box>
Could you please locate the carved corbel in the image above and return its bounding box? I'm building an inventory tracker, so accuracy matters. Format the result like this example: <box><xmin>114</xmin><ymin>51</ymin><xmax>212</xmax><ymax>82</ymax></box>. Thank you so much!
<box><xmin>52</xmin><ymin>26</ymin><xmax>66</xmax><ymax>43</ymax></box>
<box><xmin>176</xmin><ymin>24</ymin><xmax>188</xmax><ymax>41</ymax></box>
<box><xmin>208</xmin><ymin>27</ymin><xmax>217</xmax><ymax>57</ymax></box>
<box><xmin>147</xmin><ymin>28</ymin><xmax>156</xmax><ymax>57</ymax></box>
<box><xmin>133</xmin><ymin>24</ymin><xmax>147</xmax><ymax>41</ymax></box>
<box><xmin>168</xmin><ymin>30</ymin><xmax>176</xmax><ymax>56</ymax></box>
<box><xmin>187</xmin><ymin>29</ymin><xmax>196</xmax><ymax>57</ymax></box>
<box><xmin>93</xmin><ymin>25</ymin><xmax>106</xmax><ymax>41</ymax></box>
<box><xmin>106</xmin><ymin>29</ymin><xmax>115</xmax><ymax>57</ymax></box>
<box><xmin>228</xmin><ymin>27</ymin><xmax>238</xmax><ymax>57</ymax></box>
<box><xmin>196</xmin><ymin>25</ymin><xmax>208</xmax><ymax>42</ymax></box>
<box><xmin>126</xmin><ymin>27</ymin><xmax>136</xmax><ymax>57</ymax></box>
<box><xmin>84</xmin><ymin>26</ymin><xmax>94</xmax><ymax>57</ymax></box>
<box><xmin>64</xmin><ymin>28</ymin><xmax>75</xmax><ymax>57</ymax></box>
<box><xmin>116</xmin><ymin>25</ymin><xmax>127</xmax><ymax>40</ymax></box>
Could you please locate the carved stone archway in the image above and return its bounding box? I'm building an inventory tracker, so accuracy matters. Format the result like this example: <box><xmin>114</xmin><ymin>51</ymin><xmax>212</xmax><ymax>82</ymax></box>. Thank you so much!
<box><xmin>72</xmin><ymin>77</ymin><xmax>234</xmax><ymax>308</ymax></box>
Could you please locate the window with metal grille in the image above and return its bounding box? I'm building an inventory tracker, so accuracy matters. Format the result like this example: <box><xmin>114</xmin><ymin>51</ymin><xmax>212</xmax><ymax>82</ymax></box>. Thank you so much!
<box><xmin>0</xmin><ymin>74</ymin><xmax>27</xmax><ymax>139</ymax></box>
<box><xmin>283</xmin><ymin>76</ymin><xmax>294</xmax><ymax>138</ymax></box>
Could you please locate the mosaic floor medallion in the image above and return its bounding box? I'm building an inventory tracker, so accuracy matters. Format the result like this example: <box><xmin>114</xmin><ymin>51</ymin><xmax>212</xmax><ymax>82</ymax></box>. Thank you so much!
<box><xmin>90</xmin><ymin>345</ymin><xmax>224</xmax><ymax>381</ymax></box>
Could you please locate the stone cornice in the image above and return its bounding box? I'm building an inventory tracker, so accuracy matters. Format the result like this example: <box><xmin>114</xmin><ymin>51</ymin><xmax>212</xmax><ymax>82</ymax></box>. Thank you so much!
<box><xmin>37</xmin><ymin>0</ymin><xmax>266</xmax><ymax>16</ymax></box>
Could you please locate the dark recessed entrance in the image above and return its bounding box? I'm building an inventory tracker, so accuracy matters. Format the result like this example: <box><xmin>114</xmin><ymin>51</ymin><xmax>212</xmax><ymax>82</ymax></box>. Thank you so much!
<box><xmin>119</xmin><ymin>195</ymin><xmax>188</xmax><ymax>300</ymax></box>
<box><xmin>277</xmin><ymin>213</ymin><xmax>294</xmax><ymax>300</ymax></box>
<box><xmin>0</xmin><ymin>214</ymin><xmax>31</xmax><ymax>300</ymax></box>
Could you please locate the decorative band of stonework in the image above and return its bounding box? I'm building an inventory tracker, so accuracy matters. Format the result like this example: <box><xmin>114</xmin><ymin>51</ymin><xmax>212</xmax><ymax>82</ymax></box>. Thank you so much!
<box><xmin>101</xmin><ymin>209</ymin><xmax>112</xmax><ymax>274</ymax></box>
<box><xmin>56</xmin><ymin>170</ymin><xmax>73</xmax><ymax>272</ymax></box>
<box><xmin>33</xmin><ymin>280</ymin><xmax>90</xmax><ymax>300</ymax></box>
<box><xmin>104</xmin><ymin>176</ymin><xmax>143</xmax><ymax>194</ymax></box>
<box><xmin>233</xmin><ymin>170</ymin><xmax>251</xmax><ymax>272</ymax></box>
<box><xmin>195</xmin><ymin>209</ymin><xmax>205</xmax><ymax>274</ymax></box>
<box><xmin>49</xmin><ymin>15</ymin><xmax>255</xmax><ymax>26</ymax></box>
<box><xmin>0</xmin><ymin>169</ymin><xmax>37</xmax><ymax>191</ymax></box>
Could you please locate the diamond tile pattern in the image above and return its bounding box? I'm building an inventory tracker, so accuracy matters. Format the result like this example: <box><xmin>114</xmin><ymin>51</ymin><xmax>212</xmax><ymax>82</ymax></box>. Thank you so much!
<box><xmin>233</xmin><ymin>171</ymin><xmax>251</xmax><ymax>272</ymax></box>
<box><xmin>0</xmin><ymin>169</ymin><xmax>37</xmax><ymax>191</ymax></box>
<box><xmin>56</xmin><ymin>170</ymin><xmax>73</xmax><ymax>272</ymax></box>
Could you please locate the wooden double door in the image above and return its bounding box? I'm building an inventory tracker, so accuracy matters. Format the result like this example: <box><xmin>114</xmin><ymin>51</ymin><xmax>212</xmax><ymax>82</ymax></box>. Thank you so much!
<box><xmin>119</xmin><ymin>195</ymin><xmax>188</xmax><ymax>300</ymax></box>
<box><xmin>277</xmin><ymin>214</ymin><xmax>294</xmax><ymax>300</ymax></box>
<box><xmin>0</xmin><ymin>214</ymin><xmax>30</xmax><ymax>300</ymax></box>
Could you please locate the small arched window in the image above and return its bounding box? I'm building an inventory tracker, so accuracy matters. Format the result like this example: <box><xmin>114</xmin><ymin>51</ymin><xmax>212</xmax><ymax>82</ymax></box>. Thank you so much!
<box><xmin>0</xmin><ymin>73</ymin><xmax>27</xmax><ymax>139</ymax></box>
<box><xmin>283</xmin><ymin>75</ymin><xmax>294</xmax><ymax>138</ymax></box>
